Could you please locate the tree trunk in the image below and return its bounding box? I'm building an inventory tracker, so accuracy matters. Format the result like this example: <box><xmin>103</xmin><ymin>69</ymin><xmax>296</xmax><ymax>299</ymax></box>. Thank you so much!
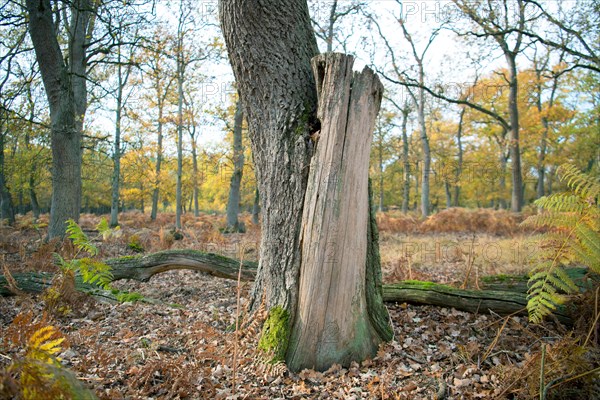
<box><xmin>25</xmin><ymin>102</ymin><xmax>40</xmax><ymax>220</ymax></box>
<box><xmin>27</xmin><ymin>0</ymin><xmax>91</xmax><ymax>238</ymax></box>
<box><xmin>444</xmin><ymin>180</ymin><xmax>452</xmax><ymax>209</ymax></box>
<box><xmin>401</xmin><ymin>107</ymin><xmax>411</xmax><ymax>214</ymax></box>
<box><xmin>28</xmin><ymin>181</ymin><xmax>40</xmax><ymax>220</ymax></box>
<box><xmin>175</xmin><ymin>59</ymin><xmax>184</xmax><ymax>230</ymax></box>
<box><xmin>140</xmin><ymin>181</ymin><xmax>145</xmax><ymax>213</ymax></box>
<box><xmin>498</xmin><ymin>149</ymin><xmax>508</xmax><ymax>210</ymax></box>
<box><xmin>110</xmin><ymin>62</ymin><xmax>123</xmax><ymax>228</ymax></box>
<box><xmin>414</xmin><ymin>161</ymin><xmax>419</xmax><ymax>211</ymax></box>
<box><xmin>219</xmin><ymin>0</ymin><xmax>318</xmax><ymax>314</ymax></box>
<box><xmin>110</xmin><ymin>38</ymin><xmax>134</xmax><ymax>227</ymax></box>
<box><xmin>251</xmin><ymin>187</ymin><xmax>260</xmax><ymax>225</ymax></box>
<box><xmin>225</xmin><ymin>99</ymin><xmax>244</xmax><ymax>232</ymax></box>
<box><xmin>191</xmin><ymin>137</ymin><xmax>200</xmax><ymax>217</ymax></box>
<box><xmin>151</xmin><ymin>104</ymin><xmax>164</xmax><ymax>221</ymax></box>
<box><xmin>0</xmin><ymin>130</ymin><xmax>15</xmax><ymax>224</ymax></box>
<box><xmin>454</xmin><ymin>108</ymin><xmax>465</xmax><ymax>207</ymax></box>
<box><xmin>417</xmin><ymin>100</ymin><xmax>430</xmax><ymax>217</ymax></box>
<box><xmin>220</xmin><ymin>2</ymin><xmax>392</xmax><ymax>372</ymax></box>
<box><xmin>536</xmin><ymin>118</ymin><xmax>548</xmax><ymax>199</ymax></box>
<box><xmin>326</xmin><ymin>0</ymin><xmax>337</xmax><ymax>52</ymax></box>
<box><xmin>506</xmin><ymin>55</ymin><xmax>523</xmax><ymax>212</ymax></box>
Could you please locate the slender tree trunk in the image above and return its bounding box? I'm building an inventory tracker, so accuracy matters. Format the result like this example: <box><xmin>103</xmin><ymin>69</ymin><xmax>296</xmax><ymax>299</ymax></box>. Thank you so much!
<box><xmin>28</xmin><ymin>175</ymin><xmax>40</xmax><ymax>220</ymax></box>
<box><xmin>326</xmin><ymin>0</ymin><xmax>337</xmax><ymax>52</ymax></box>
<box><xmin>444</xmin><ymin>180</ymin><xmax>452</xmax><ymax>208</ymax></box>
<box><xmin>377</xmin><ymin>128</ymin><xmax>384</xmax><ymax>212</ymax></box>
<box><xmin>416</xmin><ymin>87</ymin><xmax>430</xmax><ymax>217</ymax></box>
<box><xmin>175</xmin><ymin>60</ymin><xmax>184</xmax><ymax>230</ymax></box>
<box><xmin>140</xmin><ymin>181</ymin><xmax>145</xmax><ymax>213</ymax></box>
<box><xmin>191</xmin><ymin>138</ymin><xmax>199</xmax><ymax>217</ymax></box>
<box><xmin>499</xmin><ymin>152</ymin><xmax>508</xmax><ymax>209</ymax></box>
<box><xmin>547</xmin><ymin>166</ymin><xmax>555</xmax><ymax>195</ymax></box>
<box><xmin>401</xmin><ymin>107</ymin><xmax>410</xmax><ymax>214</ymax></box>
<box><xmin>251</xmin><ymin>187</ymin><xmax>260</xmax><ymax>225</ymax></box>
<box><xmin>0</xmin><ymin>131</ymin><xmax>15</xmax><ymax>224</ymax></box>
<box><xmin>110</xmin><ymin>65</ymin><xmax>123</xmax><ymax>227</ymax></box>
<box><xmin>225</xmin><ymin>99</ymin><xmax>244</xmax><ymax>231</ymax></box>
<box><xmin>534</xmin><ymin>66</ymin><xmax>558</xmax><ymax>199</ymax></box>
<box><xmin>536</xmin><ymin>116</ymin><xmax>548</xmax><ymax>198</ymax></box>
<box><xmin>414</xmin><ymin>161</ymin><xmax>419</xmax><ymax>211</ymax></box>
<box><xmin>506</xmin><ymin>55</ymin><xmax>523</xmax><ymax>212</ymax></box>
<box><xmin>25</xmin><ymin>95</ymin><xmax>40</xmax><ymax>220</ymax></box>
<box><xmin>151</xmin><ymin>106</ymin><xmax>163</xmax><ymax>221</ymax></box>
<box><xmin>454</xmin><ymin>108</ymin><xmax>465</xmax><ymax>207</ymax></box>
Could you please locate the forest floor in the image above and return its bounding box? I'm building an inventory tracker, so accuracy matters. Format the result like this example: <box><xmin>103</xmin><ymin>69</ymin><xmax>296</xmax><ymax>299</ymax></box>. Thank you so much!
<box><xmin>0</xmin><ymin>209</ymin><xmax>598</xmax><ymax>399</ymax></box>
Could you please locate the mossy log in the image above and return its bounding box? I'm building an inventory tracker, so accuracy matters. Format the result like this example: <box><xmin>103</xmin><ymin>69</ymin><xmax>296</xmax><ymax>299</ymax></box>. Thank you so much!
<box><xmin>105</xmin><ymin>250</ymin><xmax>258</xmax><ymax>282</ymax></box>
<box><xmin>2</xmin><ymin>250</ymin><xmax>593</xmax><ymax>325</ymax></box>
<box><xmin>383</xmin><ymin>281</ymin><xmax>575</xmax><ymax>324</ymax></box>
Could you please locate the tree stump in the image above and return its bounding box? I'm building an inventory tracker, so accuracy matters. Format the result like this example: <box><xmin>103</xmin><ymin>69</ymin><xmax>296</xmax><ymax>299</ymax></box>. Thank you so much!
<box><xmin>287</xmin><ymin>53</ymin><xmax>389</xmax><ymax>371</ymax></box>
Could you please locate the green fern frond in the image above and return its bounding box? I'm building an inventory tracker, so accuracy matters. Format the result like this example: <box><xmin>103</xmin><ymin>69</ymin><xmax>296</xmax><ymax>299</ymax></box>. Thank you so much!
<box><xmin>53</xmin><ymin>253</ymin><xmax>69</xmax><ymax>271</ymax></box>
<box><xmin>534</xmin><ymin>194</ymin><xmax>587</xmax><ymax>213</ymax></box>
<box><xmin>521</xmin><ymin>212</ymin><xmax>580</xmax><ymax>229</ymax></box>
<box><xmin>66</xmin><ymin>219</ymin><xmax>97</xmax><ymax>256</ymax></box>
<box><xmin>96</xmin><ymin>218</ymin><xmax>120</xmax><ymax>241</ymax></box>
<box><xmin>73</xmin><ymin>258</ymin><xmax>113</xmax><ymax>290</ymax></box>
<box><xmin>522</xmin><ymin>164</ymin><xmax>599</xmax><ymax>323</ymax></box>
<box><xmin>96</xmin><ymin>218</ymin><xmax>110</xmax><ymax>237</ymax></box>
<box><xmin>558</xmin><ymin>164</ymin><xmax>600</xmax><ymax>200</ymax></box>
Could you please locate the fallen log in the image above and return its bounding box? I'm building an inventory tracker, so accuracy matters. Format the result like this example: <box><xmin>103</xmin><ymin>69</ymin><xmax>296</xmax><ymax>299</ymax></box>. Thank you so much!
<box><xmin>106</xmin><ymin>250</ymin><xmax>258</xmax><ymax>282</ymax></box>
<box><xmin>1</xmin><ymin>250</ymin><xmax>592</xmax><ymax>325</ymax></box>
<box><xmin>382</xmin><ymin>281</ymin><xmax>574</xmax><ymax>324</ymax></box>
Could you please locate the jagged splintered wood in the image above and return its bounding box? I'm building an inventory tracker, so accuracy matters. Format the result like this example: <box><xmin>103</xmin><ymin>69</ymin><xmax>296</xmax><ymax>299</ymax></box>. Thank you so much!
<box><xmin>286</xmin><ymin>53</ymin><xmax>387</xmax><ymax>371</ymax></box>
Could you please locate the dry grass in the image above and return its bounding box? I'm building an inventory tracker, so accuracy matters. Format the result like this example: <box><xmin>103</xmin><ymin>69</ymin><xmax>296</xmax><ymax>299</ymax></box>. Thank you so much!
<box><xmin>3</xmin><ymin>209</ymin><xmax>535</xmax><ymax>283</ymax></box>
<box><xmin>378</xmin><ymin>208</ymin><xmax>534</xmax><ymax>236</ymax></box>
<box><xmin>379</xmin><ymin>232</ymin><xmax>535</xmax><ymax>285</ymax></box>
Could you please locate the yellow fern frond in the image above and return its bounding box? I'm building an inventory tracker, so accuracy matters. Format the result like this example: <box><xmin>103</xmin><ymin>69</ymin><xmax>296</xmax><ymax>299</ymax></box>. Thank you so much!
<box><xmin>26</xmin><ymin>326</ymin><xmax>64</xmax><ymax>364</ymax></box>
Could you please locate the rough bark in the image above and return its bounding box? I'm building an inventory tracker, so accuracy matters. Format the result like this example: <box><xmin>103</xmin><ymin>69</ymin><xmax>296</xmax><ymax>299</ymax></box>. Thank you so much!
<box><xmin>225</xmin><ymin>100</ymin><xmax>244</xmax><ymax>232</ymax></box>
<box><xmin>219</xmin><ymin>0</ymin><xmax>318</xmax><ymax>313</ymax></box>
<box><xmin>26</xmin><ymin>0</ymin><xmax>92</xmax><ymax>238</ymax></box>
<box><xmin>286</xmin><ymin>54</ymin><xmax>391</xmax><ymax>371</ymax></box>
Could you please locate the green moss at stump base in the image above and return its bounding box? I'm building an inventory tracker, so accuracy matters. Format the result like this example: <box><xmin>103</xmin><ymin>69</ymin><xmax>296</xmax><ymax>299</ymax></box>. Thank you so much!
<box><xmin>258</xmin><ymin>306</ymin><xmax>290</xmax><ymax>363</ymax></box>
